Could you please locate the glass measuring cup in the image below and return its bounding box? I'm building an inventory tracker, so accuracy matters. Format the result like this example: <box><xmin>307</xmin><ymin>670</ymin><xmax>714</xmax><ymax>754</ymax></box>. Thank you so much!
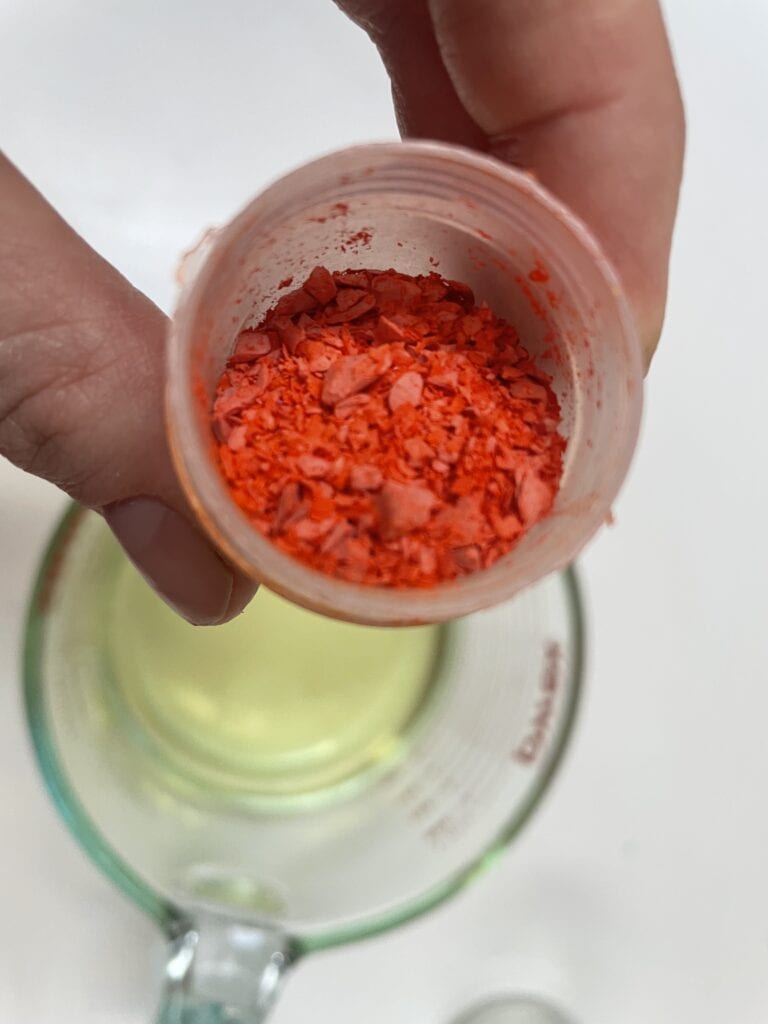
<box><xmin>24</xmin><ymin>505</ymin><xmax>583</xmax><ymax>1022</ymax></box>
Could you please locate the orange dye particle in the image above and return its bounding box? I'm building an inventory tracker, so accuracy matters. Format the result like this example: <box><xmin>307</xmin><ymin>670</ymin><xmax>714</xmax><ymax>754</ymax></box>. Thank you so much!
<box><xmin>211</xmin><ymin>267</ymin><xmax>565</xmax><ymax>588</ymax></box>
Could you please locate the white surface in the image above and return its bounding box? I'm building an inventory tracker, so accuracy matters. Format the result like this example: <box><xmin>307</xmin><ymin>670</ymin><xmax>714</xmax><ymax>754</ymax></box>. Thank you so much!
<box><xmin>1</xmin><ymin>1</ymin><xmax>767</xmax><ymax>1022</ymax></box>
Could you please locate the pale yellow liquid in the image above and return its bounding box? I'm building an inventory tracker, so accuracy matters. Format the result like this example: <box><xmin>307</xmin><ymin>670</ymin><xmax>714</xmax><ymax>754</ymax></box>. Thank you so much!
<box><xmin>107</xmin><ymin>564</ymin><xmax>442</xmax><ymax>801</ymax></box>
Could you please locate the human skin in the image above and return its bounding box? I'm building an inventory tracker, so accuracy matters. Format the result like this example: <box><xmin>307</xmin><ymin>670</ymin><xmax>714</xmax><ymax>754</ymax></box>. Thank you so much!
<box><xmin>0</xmin><ymin>0</ymin><xmax>684</xmax><ymax>625</ymax></box>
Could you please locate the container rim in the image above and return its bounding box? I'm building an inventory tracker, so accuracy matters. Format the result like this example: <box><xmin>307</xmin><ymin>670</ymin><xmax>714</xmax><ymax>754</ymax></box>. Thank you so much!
<box><xmin>167</xmin><ymin>141</ymin><xmax>642</xmax><ymax>625</ymax></box>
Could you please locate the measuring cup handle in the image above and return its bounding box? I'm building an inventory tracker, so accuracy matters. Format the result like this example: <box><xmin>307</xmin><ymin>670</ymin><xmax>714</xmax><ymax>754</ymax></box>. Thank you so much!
<box><xmin>154</xmin><ymin>913</ymin><xmax>292</xmax><ymax>1024</ymax></box>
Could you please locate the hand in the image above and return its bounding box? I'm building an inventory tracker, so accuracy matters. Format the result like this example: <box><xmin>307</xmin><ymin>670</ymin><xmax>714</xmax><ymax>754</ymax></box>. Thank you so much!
<box><xmin>0</xmin><ymin>154</ymin><xmax>257</xmax><ymax>625</ymax></box>
<box><xmin>0</xmin><ymin>1</ymin><xmax>683</xmax><ymax>626</ymax></box>
<box><xmin>338</xmin><ymin>0</ymin><xmax>685</xmax><ymax>362</ymax></box>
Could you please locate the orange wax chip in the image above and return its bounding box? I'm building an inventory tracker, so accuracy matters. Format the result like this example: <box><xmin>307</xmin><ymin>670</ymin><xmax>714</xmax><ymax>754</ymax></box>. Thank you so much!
<box><xmin>304</xmin><ymin>265</ymin><xmax>337</xmax><ymax>303</ymax></box>
<box><xmin>377</xmin><ymin>481</ymin><xmax>438</xmax><ymax>540</ymax></box>
<box><xmin>321</xmin><ymin>348</ymin><xmax>392</xmax><ymax>406</ymax></box>
<box><xmin>516</xmin><ymin>471</ymin><xmax>554</xmax><ymax>526</ymax></box>
<box><xmin>211</xmin><ymin>266</ymin><xmax>565</xmax><ymax>588</ymax></box>
<box><xmin>231</xmin><ymin>330</ymin><xmax>272</xmax><ymax>363</ymax></box>
<box><xmin>388</xmin><ymin>371</ymin><xmax>424</xmax><ymax>412</ymax></box>
<box><xmin>349</xmin><ymin>464</ymin><xmax>384</xmax><ymax>491</ymax></box>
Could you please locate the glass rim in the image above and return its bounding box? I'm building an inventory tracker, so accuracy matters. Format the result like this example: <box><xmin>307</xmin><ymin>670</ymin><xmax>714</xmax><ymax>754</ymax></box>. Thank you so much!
<box><xmin>22</xmin><ymin>502</ymin><xmax>585</xmax><ymax>958</ymax></box>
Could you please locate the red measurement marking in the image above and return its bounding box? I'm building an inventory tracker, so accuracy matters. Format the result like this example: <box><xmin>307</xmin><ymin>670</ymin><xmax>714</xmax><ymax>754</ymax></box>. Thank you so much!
<box><xmin>513</xmin><ymin>641</ymin><xmax>562</xmax><ymax>765</ymax></box>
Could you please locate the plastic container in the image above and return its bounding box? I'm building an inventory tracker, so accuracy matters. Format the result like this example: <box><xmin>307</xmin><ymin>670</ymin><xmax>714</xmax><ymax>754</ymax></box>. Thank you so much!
<box><xmin>167</xmin><ymin>141</ymin><xmax>642</xmax><ymax>626</ymax></box>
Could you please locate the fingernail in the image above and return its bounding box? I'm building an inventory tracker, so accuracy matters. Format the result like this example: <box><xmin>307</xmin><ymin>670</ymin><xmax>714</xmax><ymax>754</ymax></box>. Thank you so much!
<box><xmin>225</xmin><ymin>572</ymin><xmax>259</xmax><ymax>621</ymax></box>
<box><xmin>104</xmin><ymin>497</ymin><xmax>234</xmax><ymax>625</ymax></box>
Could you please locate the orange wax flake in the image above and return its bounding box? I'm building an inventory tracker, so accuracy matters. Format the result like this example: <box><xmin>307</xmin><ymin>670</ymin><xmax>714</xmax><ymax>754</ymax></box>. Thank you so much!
<box><xmin>211</xmin><ymin>266</ymin><xmax>565</xmax><ymax>587</ymax></box>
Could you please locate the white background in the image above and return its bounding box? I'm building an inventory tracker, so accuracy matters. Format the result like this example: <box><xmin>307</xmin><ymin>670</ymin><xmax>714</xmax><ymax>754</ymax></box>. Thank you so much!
<box><xmin>1</xmin><ymin>1</ymin><xmax>767</xmax><ymax>1021</ymax></box>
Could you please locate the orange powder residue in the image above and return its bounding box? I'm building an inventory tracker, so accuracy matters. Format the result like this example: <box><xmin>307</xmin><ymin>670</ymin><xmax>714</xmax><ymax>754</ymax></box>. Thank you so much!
<box><xmin>211</xmin><ymin>267</ymin><xmax>565</xmax><ymax>587</ymax></box>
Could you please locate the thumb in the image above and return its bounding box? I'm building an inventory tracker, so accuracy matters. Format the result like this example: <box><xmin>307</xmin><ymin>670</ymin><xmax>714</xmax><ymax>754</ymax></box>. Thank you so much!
<box><xmin>427</xmin><ymin>0</ymin><xmax>684</xmax><ymax>361</ymax></box>
<box><xmin>338</xmin><ymin>0</ymin><xmax>684</xmax><ymax>363</ymax></box>
<box><xmin>0</xmin><ymin>153</ymin><xmax>255</xmax><ymax>624</ymax></box>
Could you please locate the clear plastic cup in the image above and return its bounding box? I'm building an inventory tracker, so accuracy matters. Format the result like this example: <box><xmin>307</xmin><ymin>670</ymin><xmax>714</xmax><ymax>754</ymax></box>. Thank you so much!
<box><xmin>167</xmin><ymin>141</ymin><xmax>642</xmax><ymax>625</ymax></box>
